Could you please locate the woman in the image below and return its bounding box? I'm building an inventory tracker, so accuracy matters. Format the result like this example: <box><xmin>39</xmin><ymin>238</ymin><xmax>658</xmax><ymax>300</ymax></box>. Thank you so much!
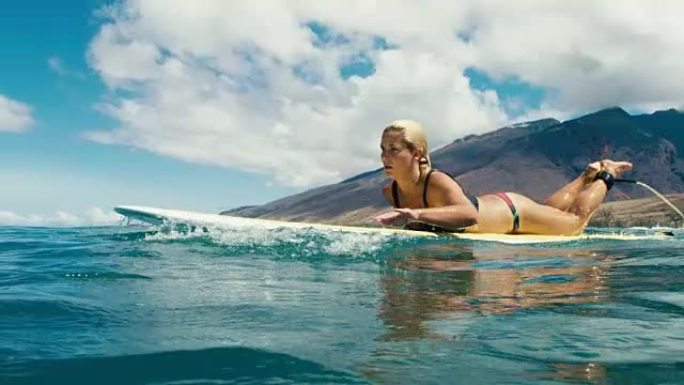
<box><xmin>373</xmin><ymin>120</ymin><xmax>633</xmax><ymax>235</ymax></box>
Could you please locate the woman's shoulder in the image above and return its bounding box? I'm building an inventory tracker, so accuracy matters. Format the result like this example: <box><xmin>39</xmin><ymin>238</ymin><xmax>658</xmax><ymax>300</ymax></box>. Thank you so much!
<box><xmin>382</xmin><ymin>182</ymin><xmax>400</xmax><ymax>207</ymax></box>
<box><xmin>428</xmin><ymin>169</ymin><xmax>455</xmax><ymax>183</ymax></box>
<box><xmin>428</xmin><ymin>169</ymin><xmax>464</xmax><ymax>192</ymax></box>
<box><xmin>382</xmin><ymin>182</ymin><xmax>394</xmax><ymax>199</ymax></box>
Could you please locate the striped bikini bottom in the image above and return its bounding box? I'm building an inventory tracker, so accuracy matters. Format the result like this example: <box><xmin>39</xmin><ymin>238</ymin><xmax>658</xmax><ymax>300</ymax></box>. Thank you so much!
<box><xmin>493</xmin><ymin>192</ymin><xmax>520</xmax><ymax>233</ymax></box>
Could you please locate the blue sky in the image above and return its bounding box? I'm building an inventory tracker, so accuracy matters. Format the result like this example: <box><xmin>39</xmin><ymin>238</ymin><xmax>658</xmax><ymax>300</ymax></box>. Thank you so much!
<box><xmin>0</xmin><ymin>0</ymin><xmax>299</xmax><ymax>224</ymax></box>
<box><xmin>1</xmin><ymin>1</ymin><xmax>682</xmax><ymax>226</ymax></box>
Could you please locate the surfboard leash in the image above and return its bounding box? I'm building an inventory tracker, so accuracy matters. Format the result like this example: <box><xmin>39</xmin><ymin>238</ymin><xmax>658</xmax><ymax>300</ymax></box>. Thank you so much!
<box><xmin>615</xmin><ymin>179</ymin><xmax>684</xmax><ymax>222</ymax></box>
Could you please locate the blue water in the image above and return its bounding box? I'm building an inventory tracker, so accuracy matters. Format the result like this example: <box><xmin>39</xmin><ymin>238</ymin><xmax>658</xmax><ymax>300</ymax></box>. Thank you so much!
<box><xmin>2</xmin><ymin>225</ymin><xmax>684</xmax><ymax>384</ymax></box>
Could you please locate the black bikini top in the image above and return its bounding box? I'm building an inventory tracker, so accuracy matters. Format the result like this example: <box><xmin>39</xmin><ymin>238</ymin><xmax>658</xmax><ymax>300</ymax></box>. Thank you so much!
<box><xmin>391</xmin><ymin>169</ymin><xmax>479</xmax><ymax>211</ymax></box>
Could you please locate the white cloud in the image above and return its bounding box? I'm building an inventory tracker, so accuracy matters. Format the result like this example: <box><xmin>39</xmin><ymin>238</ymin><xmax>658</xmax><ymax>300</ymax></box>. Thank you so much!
<box><xmin>0</xmin><ymin>94</ymin><xmax>34</xmax><ymax>133</ymax></box>
<box><xmin>468</xmin><ymin>0</ymin><xmax>684</xmax><ymax>111</ymax></box>
<box><xmin>48</xmin><ymin>56</ymin><xmax>67</xmax><ymax>75</ymax></box>
<box><xmin>84</xmin><ymin>1</ymin><xmax>684</xmax><ymax>187</ymax></box>
<box><xmin>0</xmin><ymin>207</ymin><xmax>124</xmax><ymax>227</ymax></box>
<box><xmin>47</xmin><ymin>56</ymin><xmax>86</xmax><ymax>79</ymax></box>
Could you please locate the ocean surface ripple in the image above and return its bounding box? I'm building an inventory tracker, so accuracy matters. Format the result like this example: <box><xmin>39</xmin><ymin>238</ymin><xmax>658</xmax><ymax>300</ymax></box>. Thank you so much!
<box><xmin>2</xmin><ymin>225</ymin><xmax>684</xmax><ymax>384</ymax></box>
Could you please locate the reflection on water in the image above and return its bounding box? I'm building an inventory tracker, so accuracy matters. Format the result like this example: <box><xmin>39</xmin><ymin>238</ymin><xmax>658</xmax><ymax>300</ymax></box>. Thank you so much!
<box><xmin>379</xmin><ymin>244</ymin><xmax>613</xmax><ymax>334</ymax></box>
<box><xmin>544</xmin><ymin>362</ymin><xmax>607</xmax><ymax>384</ymax></box>
<box><xmin>375</xmin><ymin>243</ymin><xmax>625</xmax><ymax>383</ymax></box>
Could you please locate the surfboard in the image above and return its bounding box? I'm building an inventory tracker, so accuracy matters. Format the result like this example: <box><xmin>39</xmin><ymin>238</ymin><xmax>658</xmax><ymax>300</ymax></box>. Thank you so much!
<box><xmin>114</xmin><ymin>205</ymin><xmax>672</xmax><ymax>245</ymax></box>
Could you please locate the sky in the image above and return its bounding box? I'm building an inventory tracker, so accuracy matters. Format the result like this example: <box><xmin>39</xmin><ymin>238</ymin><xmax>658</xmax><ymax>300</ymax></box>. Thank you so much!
<box><xmin>2</xmin><ymin>0</ymin><xmax>684</xmax><ymax>226</ymax></box>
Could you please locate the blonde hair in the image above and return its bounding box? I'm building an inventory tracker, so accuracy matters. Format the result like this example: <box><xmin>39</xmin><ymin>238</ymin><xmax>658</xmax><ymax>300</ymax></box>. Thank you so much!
<box><xmin>383</xmin><ymin>120</ymin><xmax>432</xmax><ymax>170</ymax></box>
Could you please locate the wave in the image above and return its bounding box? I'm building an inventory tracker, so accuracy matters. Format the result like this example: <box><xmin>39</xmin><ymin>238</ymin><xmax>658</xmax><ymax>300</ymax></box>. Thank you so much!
<box><xmin>2</xmin><ymin>346</ymin><xmax>367</xmax><ymax>385</ymax></box>
<box><xmin>136</xmin><ymin>224</ymin><xmax>428</xmax><ymax>259</ymax></box>
<box><xmin>0</xmin><ymin>296</ymin><xmax>119</xmax><ymax>327</ymax></box>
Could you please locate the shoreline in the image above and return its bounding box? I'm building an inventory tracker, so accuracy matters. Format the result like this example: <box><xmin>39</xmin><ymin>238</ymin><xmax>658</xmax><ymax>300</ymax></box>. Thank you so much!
<box><xmin>590</xmin><ymin>193</ymin><xmax>684</xmax><ymax>228</ymax></box>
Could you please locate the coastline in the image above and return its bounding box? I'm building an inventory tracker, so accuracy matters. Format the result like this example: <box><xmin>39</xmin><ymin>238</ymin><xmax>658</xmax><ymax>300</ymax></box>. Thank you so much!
<box><xmin>590</xmin><ymin>193</ymin><xmax>684</xmax><ymax>228</ymax></box>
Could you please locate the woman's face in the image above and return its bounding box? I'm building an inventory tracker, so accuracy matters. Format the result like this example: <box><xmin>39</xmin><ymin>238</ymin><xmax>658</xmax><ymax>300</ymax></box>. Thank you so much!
<box><xmin>380</xmin><ymin>131</ymin><xmax>418</xmax><ymax>178</ymax></box>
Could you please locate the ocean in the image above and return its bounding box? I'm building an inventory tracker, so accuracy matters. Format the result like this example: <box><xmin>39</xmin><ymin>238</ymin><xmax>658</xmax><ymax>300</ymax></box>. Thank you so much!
<box><xmin>2</xmin><ymin>224</ymin><xmax>684</xmax><ymax>384</ymax></box>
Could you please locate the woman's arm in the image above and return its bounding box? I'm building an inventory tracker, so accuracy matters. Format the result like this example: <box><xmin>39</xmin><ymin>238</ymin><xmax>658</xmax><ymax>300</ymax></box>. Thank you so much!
<box><xmin>410</xmin><ymin>204</ymin><xmax>478</xmax><ymax>229</ymax></box>
<box><xmin>375</xmin><ymin>203</ymin><xmax>477</xmax><ymax>229</ymax></box>
<box><xmin>375</xmin><ymin>172</ymin><xmax>478</xmax><ymax>229</ymax></box>
<box><xmin>414</xmin><ymin>172</ymin><xmax>478</xmax><ymax>228</ymax></box>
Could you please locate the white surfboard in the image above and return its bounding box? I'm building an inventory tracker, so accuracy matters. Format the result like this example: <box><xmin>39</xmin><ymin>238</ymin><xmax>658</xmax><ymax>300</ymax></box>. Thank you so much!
<box><xmin>114</xmin><ymin>205</ymin><xmax>672</xmax><ymax>245</ymax></box>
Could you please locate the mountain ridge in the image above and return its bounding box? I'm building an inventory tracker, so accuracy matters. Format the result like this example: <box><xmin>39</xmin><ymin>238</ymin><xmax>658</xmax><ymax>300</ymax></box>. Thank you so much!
<box><xmin>224</xmin><ymin>107</ymin><xmax>684</xmax><ymax>226</ymax></box>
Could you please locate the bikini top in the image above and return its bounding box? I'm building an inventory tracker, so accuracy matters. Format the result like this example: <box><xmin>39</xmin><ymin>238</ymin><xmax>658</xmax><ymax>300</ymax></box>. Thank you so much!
<box><xmin>391</xmin><ymin>169</ymin><xmax>479</xmax><ymax>211</ymax></box>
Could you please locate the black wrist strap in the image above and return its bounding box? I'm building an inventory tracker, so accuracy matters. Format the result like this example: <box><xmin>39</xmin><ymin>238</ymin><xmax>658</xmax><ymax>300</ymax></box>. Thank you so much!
<box><xmin>594</xmin><ymin>170</ymin><xmax>615</xmax><ymax>190</ymax></box>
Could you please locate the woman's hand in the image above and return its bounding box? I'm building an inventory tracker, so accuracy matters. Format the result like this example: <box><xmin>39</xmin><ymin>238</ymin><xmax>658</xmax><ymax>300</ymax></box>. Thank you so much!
<box><xmin>374</xmin><ymin>208</ymin><xmax>419</xmax><ymax>225</ymax></box>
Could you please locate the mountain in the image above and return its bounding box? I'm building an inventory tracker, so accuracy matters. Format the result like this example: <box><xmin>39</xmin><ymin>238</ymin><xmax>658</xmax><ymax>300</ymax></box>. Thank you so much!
<box><xmin>224</xmin><ymin>107</ymin><xmax>684</xmax><ymax>225</ymax></box>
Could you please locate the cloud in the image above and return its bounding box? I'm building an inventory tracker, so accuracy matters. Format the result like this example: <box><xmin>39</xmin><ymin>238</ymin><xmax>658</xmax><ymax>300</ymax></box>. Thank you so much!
<box><xmin>0</xmin><ymin>94</ymin><xmax>34</xmax><ymax>133</ymax></box>
<box><xmin>466</xmin><ymin>1</ymin><xmax>684</xmax><ymax>111</ymax></box>
<box><xmin>0</xmin><ymin>207</ymin><xmax>124</xmax><ymax>227</ymax></box>
<box><xmin>48</xmin><ymin>56</ymin><xmax>87</xmax><ymax>79</ymax></box>
<box><xmin>84</xmin><ymin>1</ymin><xmax>684</xmax><ymax>187</ymax></box>
<box><xmin>47</xmin><ymin>56</ymin><xmax>67</xmax><ymax>75</ymax></box>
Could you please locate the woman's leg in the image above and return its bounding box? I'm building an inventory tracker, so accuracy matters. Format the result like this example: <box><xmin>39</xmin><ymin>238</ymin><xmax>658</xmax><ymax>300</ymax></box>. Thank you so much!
<box><xmin>565</xmin><ymin>160</ymin><xmax>632</xmax><ymax>224</ymax></box>
<box><xmin>544</xmin><ymin>162</ymin><xmax>601</xmax><ymax>212</ymax></box>
<box><xmin>515</xmin><ymin>160</ymin><xmax>633</xmax><ymax>235</ymax></box>
<box><xmin>513</xmin><ymin>195</ymin><xmax>585</xmax><ymax>235</ymax></box>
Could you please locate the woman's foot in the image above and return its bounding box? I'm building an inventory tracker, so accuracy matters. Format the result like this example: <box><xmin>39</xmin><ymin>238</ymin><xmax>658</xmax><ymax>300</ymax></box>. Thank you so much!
<box><xmin>600</xmin><ymin>159</ymin><xmax>633</xmax><ymax>178</ymax></box>
<box><xmin>583</xmin><ymin>161</ymin><xmax>602</xmax><ymax>182</ymax></box>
